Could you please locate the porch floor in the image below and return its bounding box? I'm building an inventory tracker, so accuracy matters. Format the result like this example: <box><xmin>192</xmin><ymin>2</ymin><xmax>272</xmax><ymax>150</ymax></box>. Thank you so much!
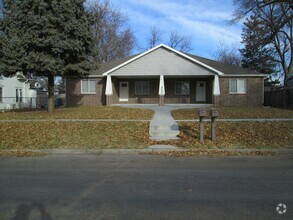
<box><xmin>111</xmin><ymin>103</ymin><xmax>213</xmax><ymax>110</ymax></box>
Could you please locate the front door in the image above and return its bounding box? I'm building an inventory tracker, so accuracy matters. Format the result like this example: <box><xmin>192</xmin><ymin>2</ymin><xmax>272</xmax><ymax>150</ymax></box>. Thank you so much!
<box><xmin>119</xmin><ymin>81</ymin><xmax>129</xmax><ymax>102</ymax></box>
<box><xmin>196</xmin><ymin>81</ymin><xmax>206</xmax><ymax>102</ymax></box>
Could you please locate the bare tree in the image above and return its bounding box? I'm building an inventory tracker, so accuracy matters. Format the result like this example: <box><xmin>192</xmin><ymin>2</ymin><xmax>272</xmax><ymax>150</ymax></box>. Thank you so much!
<box><xmin>88</xmin><ymin>0</ymin><xmax>135</xmax><ymax>66</ymax></box>
<box><xmin>253</xmin><ymin>3</ymin><xmax>292</xmax><ymax>82</ymax></box>
<box><xmin>145</xmin><ymin>27</ymin><xmax>192</xmax><ymax>52</ymax></box>
<box><xmin>213</xmin><ymin>42</ymin><xmax>242</xmax><ymax>66</ymax></box>
<box><xmin>168</xmin><ymin>30</ymin><xmax>192</xmax><ymax>53</ymax></box>
<box><xmin>231</xmin><ymin>0</ymin><xmax>292</xmax><ymax>24</ymax></box>
<box><xmin>146</xmin><ymin>26</ymin><xmax>163</xmax><ymax>49</ymax></box>
<box><xmin>231</xmin><ymin>0</ymin><xmax>292</xmax><ymax>83</ymax></box>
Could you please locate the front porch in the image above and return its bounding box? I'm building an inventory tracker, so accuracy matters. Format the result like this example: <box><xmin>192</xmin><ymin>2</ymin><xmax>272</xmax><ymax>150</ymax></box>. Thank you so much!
<box><xmin>105</xmin><ymin>75</ymin><xmax>220</xmax><ymax>106</ymax></box>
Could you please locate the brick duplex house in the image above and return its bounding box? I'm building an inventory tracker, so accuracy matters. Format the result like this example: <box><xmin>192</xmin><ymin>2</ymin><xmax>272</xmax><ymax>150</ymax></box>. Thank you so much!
<box><xmin>66</xmin><ymin>44</ymin><xmax>266</xmax><ymax>107</ymax></box>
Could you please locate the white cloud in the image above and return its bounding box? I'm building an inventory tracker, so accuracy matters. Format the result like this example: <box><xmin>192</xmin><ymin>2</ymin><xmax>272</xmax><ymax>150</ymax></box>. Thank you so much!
<box><xmin>108</xmin><ymin>0</ymin><xmax>242</xmax><ymax>57</ymax></box>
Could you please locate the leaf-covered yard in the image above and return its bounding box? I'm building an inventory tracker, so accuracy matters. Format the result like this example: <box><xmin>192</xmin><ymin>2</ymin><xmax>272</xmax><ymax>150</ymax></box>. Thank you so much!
<box><xmin>0</xmin><ymin>121</ymin><xmax>150</xmax><ymax>149</ymax></box>
<box><xmin>150</xmin><ymin>122</ymin><xmax>293</xmax><ymax>149</ymax></box>
<box><xmin>0</xmin><ymin>106</ymin><xmax>292</xmax><ymax>149</ymax></box>
<box><xmin>0</xmin><ymin>106</ymin><xmax>154</xmax><ymax>120</ymax></box>
<box><xmin>172</xmin><ymin>107</ymin><xmax>293</xmax><ymax>120</ymax></box>
<box><xmin>0</xmin><ymin>106</ymin><xmax>154</xmax><ymax>149</ymax></box>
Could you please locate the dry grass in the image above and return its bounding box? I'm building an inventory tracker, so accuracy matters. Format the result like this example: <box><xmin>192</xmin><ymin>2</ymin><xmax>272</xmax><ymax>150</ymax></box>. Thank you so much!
<box><xmin>150</xmin><ymin>122</ymin><xmax>293</xmax><ymax>149</ymax></box>
<box><xmin>1</xmin><ymin>121</ymin><xmax>292</xmax><ymax>149</ymax></box>
<box><xmin>172</xmin><ymin>107</ymin><xmax>293</xmax><ymax>120</ymax></box>
<box><xmin>0</xmin><ymin>151</ymin><xmax>48</xmax><ymax>157</ymax></box>
<box><xmin>0</xmin><ymin>106</ymin><xmax>292</xmax><ymax>150</ymax></box>
<box><xmin>0</xmin><ymin>121</ymin><xmax>151</xmax><ymax>149</ymax></box>
<box><xmin>0</xmin><ymin>106</ymin><xmax>154</xmax><ymax>120</ymax></box>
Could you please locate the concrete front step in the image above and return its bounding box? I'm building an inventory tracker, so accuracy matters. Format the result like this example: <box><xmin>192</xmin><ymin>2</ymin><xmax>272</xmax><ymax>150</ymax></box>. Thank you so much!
<box><xmin>150</xmin><ymin>124</ymin><xmax>179</xmax><ymax>131</ymax></box>
<box><xmin>149</xmin><ymin>133</ymin><xmax>179</xmax><ymax>139</ymax></box>
<box><xmin>149</xmin><ymin>130</ymin><xmax>179</xmax><ymax>134</ymax></box>
<box><xmin>150</xmin><ymin>136</ymin><xmax>179</xmax><ymax>140</ymax></box>
<box><xmin>149</xmin><ymin>123</ymin><xmax>180</xmax><ymax>140</ymax></box>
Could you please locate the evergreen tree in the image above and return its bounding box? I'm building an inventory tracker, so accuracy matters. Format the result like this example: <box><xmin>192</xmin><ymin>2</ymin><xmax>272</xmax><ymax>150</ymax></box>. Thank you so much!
<box><xmin>0</xmin><ymin>0</ymin><xmax>92</xmax><ymax>113</ymax></box>
<box><xmin>240</xmin><ymin>14</ymin><xmax>276</xmax><ymax>75</ymax></box>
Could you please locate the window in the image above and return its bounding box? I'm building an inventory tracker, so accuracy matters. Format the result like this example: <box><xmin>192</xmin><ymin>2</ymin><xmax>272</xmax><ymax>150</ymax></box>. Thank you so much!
<box><xmin>175</xmin><ymin>81</ymin><xmax>190</xmax><ymax>95</ymax></box>
<box><xmin>0</xmin><ymin>87</ymin><xmax>2</xmax><ymax>102</ymax></box>
<box><xmin>229</xmin><ymin>79</ymin><xmax>247</xmax><ymax>94</ymax></box>
<box><xmin>16</xmin><ymin>88</ymin><xmax>22</xmax><ymax>102</ymax></box>
<box><xmin>81</xmin><ymin>79</ymin><xmax>96</xmax><ymax>94</ymax></box>
<box><xmin>135</xmin><ymin>81</ymin><xmax>150</xmax><ymax>95</ymax></box>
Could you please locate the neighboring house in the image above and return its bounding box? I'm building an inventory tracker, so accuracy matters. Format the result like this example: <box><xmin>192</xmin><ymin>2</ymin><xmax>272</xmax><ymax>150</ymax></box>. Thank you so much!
<box><xmin>0</xmin><ymin>72</ymin><xmax>37</xmax><ymax>109</ymax></box>
<box><xmin>66</xmin><ymin>44</ymin><xmax>266</xmax><ymax>107</ymax></box>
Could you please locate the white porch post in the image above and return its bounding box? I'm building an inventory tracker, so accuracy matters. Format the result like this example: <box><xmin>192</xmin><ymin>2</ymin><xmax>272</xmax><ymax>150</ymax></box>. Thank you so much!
<box><xmin>159</xmin><ymin>75</ymin><xmax>165</xmax><ymax>106</ymax></box>
<box><xmin>213</xmin><ymin>75</ymin><xmax>220</xmax><ymax>106</ymax></box>
<box><xmin>105</xmin><ymin>75</ymin><xmax>113</xmax><ymax>106</ymax></box>
<box><xmin>213</xmin><ymin>75</ymin><xmax>220</xmax><ymax>96</ymax></box>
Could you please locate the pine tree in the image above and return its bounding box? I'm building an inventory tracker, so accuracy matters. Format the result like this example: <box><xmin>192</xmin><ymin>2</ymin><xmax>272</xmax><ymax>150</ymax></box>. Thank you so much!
<box><xmin>240</xmin><ymin>14</ymin><xmax>277</xmax><ymax>75</ymax></box>
<box><xmin>0</xmin><ymin>0</ymin><xmax>92</xmax><ymax>113</ymax></box>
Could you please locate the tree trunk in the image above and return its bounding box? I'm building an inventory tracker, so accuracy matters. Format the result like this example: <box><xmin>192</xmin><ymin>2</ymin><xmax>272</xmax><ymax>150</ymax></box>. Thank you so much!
<box><xmin>47</xmin><ymin>75</ymin><xmax>55</xmax><ymax>113</ymax></box>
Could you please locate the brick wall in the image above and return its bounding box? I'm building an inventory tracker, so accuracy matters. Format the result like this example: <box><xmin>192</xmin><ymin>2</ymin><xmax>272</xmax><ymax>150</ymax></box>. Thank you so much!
<box><xmin>66</xmin><ymin>76</ymin><xmax>264</xmax><ymax>107</ymax></box>
<box><xmin>110</xmin><ymin>77</ymin><xmax>213</xmax><ymax>104</ymax></box>
<box><xmin>66</xmin><ymin>78</ymin><xmax>106</xmax><ymax>106</ymax></box>
<box><xmin>215</xmin><ymin>77</ymin><xmax>264</xmax><ymax>107</ymax></box>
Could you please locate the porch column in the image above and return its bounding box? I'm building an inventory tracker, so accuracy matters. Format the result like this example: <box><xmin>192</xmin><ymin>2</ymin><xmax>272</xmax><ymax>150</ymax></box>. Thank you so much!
<box><xmin>159</xmin><ymin>75</ymin><xmax>165</xmax><ymax>106</ymax></box>
<box><xmin>213</xmin><ymin>75</ymin><xmax>220</xmax><ymax>96</ymax></box>
<box><xmin>105</xmin><ymin>75</ymin><xmax>113</xmax><ymax>106</ymax></box>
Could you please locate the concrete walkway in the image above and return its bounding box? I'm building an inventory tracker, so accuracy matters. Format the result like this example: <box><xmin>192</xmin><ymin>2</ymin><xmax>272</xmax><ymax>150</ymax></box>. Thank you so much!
<box><xmin>115</xmin><ymin>104</ymin><xmax>212</xmax><ymax>141</ymax></box>
<box><xmin>149</xmin><ymin>107</ymin><xmax>180</xmax><ymax>140</ymax></box>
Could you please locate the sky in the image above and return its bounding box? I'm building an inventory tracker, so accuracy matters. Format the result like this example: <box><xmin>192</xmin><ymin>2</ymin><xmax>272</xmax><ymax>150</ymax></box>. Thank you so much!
<box><xmin>104</xmin><ymin>0</ymin><xmax>243</xmax><ymax>59</ymax></box>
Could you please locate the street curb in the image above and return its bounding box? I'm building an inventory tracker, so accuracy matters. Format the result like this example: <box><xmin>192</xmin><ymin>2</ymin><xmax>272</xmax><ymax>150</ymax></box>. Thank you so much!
<box><xmin>1</xmin><ymin>148</ymin><xmax>293</xmax><ymax>156</ymax></box>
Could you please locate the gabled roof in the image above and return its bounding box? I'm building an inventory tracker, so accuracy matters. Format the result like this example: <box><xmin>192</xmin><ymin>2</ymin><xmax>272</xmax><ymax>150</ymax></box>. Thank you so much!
<box><xmin>91</xmin><ymin>44</ymin><xmax>266</xmax><ymax>77</ymax></box>
<box><xmin>186</xmin><ymin>54</ymin><xmax>263</xmax><ymax>76</ymax></box>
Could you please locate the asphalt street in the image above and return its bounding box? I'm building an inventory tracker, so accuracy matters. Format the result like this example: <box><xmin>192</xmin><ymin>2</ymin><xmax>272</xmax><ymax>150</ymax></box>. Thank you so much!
<box><xmin>0</xmin><ymin>153</ymin><xmax>292</xmax><ymax>220</ymax></box>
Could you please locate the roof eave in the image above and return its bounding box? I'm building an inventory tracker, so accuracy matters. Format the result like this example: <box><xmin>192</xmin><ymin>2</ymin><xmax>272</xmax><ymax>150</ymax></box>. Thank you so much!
<box><xmin>221</xmin><ymin>74</ymin><xmax>267</xmax><ymax>77</ymax></box>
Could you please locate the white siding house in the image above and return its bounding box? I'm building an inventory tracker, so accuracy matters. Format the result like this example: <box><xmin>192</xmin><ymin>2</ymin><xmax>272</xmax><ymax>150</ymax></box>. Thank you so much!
<box><xmin>0</xmin><ymin>73</ymin><xmax>37</xmax><ymax>109</ymax></box>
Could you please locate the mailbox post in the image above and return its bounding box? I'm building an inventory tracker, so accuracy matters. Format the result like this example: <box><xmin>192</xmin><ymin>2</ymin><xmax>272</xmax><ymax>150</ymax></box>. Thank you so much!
<box><xmin>210</xmin><ymin>110</ymin><xmax>219</xmax><ymax>141</ymax></box>
<box><xmin>198</xmin><ymin>110</ymin><xmax>207</xmax><ymax>142</ymax></box>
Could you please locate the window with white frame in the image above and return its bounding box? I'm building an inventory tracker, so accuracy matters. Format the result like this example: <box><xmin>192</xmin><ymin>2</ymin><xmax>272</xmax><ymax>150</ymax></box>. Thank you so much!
<box><xmin>135</xmin><ymin>81</ymin><xmax>150</xmax><ymax>95</ymax></box>
<box><xmin>0</xmin><ymin>87</ymin><xmax>2</xmax><ymax>102</ymax></box>
<box><xmin>175</xmin><ymin>81</ymin><xmax>190</xmax><ymax>95</ymax></box>
<box><xmin>16</xmin><ymin>88</ymin><xmax>22</xmax><ymax>102</ymax></box>
<box><xmin>81</xmin><ymin>79</ymin><xmax>96</xmax><ymax>94</ymax></box>
<box><xmin>229</xmin><ymin>79</ymin><xmax>247</xmax><ymax>94</ymax></box>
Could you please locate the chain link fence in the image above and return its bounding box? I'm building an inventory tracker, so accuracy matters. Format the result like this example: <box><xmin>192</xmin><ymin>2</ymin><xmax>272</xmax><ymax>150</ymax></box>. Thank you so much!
<box><xmin>0</xmin><ymin>95</ymin><xmax>65</xmax><ymax>110</ymax></box>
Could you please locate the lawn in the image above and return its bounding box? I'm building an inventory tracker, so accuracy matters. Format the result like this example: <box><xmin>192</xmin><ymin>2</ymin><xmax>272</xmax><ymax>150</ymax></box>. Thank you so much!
<box><xmin>0</xmin><ymin>106</ymin><xmax>154</xmax><ymax>120</ymax></box>
<box><xmin>0</xmin><ymin>106</ymin><xmax>292</xmax><ymax>150</ymax></box>
<box><xmin>0</xmin><ymin>121</ymin><xmax>151</xmax><ymax>149</ymax></box>
<box><xmin>172</xmin><ymin>107</ymin><xmax>293</xmax><ymax>120</ymax></box>
<box><xmin>150</xmin><ymin>122</ymin><xmax>293</xmax><ymax>149</ymax></box>
<box><xmin>0</xmin><ymin>106</ymin><xmax>154</xmax><ymax>149</ymax></box>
